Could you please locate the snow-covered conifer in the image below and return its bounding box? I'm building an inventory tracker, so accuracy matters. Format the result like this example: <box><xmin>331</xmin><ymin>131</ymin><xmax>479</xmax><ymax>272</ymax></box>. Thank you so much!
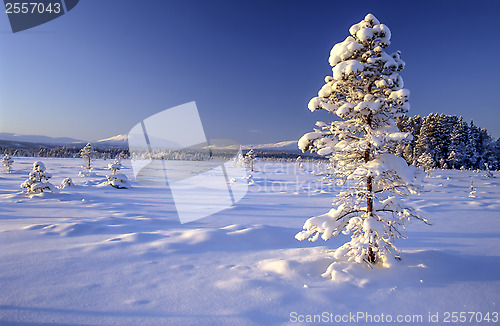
<box><xmin>107</xmin><ymin>157</ymin><xmax>122</xmax><ymax>174</ymax></box>
<box><xmin>20</xmin><ymin>161</ymin><xmax>56</xmax><ymax>194</ymax></box>
<box><xmin>2</xmin><ymin>154</ymin><xmax>14</xmax><ymax>173</ymax></box>
<box><xmin>416</xmin><ymin>152</ymin><xmax>435</xmax><ymax>171</ymax></box>
<box><xmin>465</xmin><ymin>121</ymin><xmax>480</xmax><ymax>169</ymax></box>
<box><xmin>105</xmin><ymin>157</ymin><xmax>131</xmax><ymax>189</ymax></box>
<box><xmin>295</xmin><ymin>14</ymin><xmax>429</xmax><ymax>269</ymax></box>
<box><xmin>245</xmin><ymin>149</ymin><xmax>256</xmax><ymax>172</ymax></box>
<box><xmin>448</xmin><ymin>117</ymin><xmax>467</xmax><ymax>168</ymax></box>
<box><xmin>79</xmin><ymin>143</ymin><xmax>96</xmax><ymax>177</ymax></box>
<box><xmin>414</xmin><ymin>115</ymin><xmax>437</xmax><ymax>166</ymax></box>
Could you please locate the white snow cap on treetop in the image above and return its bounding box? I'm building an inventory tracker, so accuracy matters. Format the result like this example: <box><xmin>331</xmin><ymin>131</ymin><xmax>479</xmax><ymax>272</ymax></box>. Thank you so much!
<box><xmin>329</xmin><ymin>36</ymin><xmax>363</xmax><ymax>66</ymax></box>
<box><xmin>329</xmin><ymin>13</ymin><xmax>391</xmax><ymax>67</ymax></box>
<box><xmin>33</xmin><ymin>161</ymin><xmax>46</xmax><ymax>172</ymax></box>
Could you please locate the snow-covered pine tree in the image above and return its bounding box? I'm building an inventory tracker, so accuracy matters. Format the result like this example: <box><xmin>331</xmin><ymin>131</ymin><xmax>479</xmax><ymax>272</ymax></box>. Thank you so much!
<box><xmin>465</xmin><ymin>121</ymin><xmax>480</xmax><ymax>169</ymax></box>
<box><xmin>477</xmin><ymin>127</ymin><xmax>494</xmax><ymax>169</ymax></box>
<box><xmin>414</xmin><ymin>114</ymin><xmax>438</xmax><ymax>167</ymax></box>
<box><xmin>105</xmin><ymin>157</ymin><xmax>131</xmax><ymax>189</ymax></box>
<box><xmin>395</xmin><ymin>114</ymin><xmax>421</xmax><ymax>165</ymax></box>
<box><xmin>245</xmin><ymin>149</ymin><xmax>256</xmax><ymax>172</ymax></box>
<box><xmin>416</xmin><ymin>152</ymin><xmax>435</xmax><ymax>172</ymax></box>
<box><xmin>448</xmin><ymin>116</ymin><xmax>468</xmax><ymax>169</ymax></box>
<box><xmin>2</xmin><ymin>154</ymin><xmax>14</xmax><ymax>173</ymax></box>
<box><xmin>295</xmin><ymin>13</ymin><xmax>429</xmax><ymax>269</ymax></box>
<box><xmin>107</xmin><ymin>157</ymin><xmax>123</xmax><ymax>174</ymax></box>
<box><xmin>20</xmin><ymin>161</ymin><xmax>56</xmax><ymax>194</ymax></box>
<box><xmin>79</xmin><ymin>143</ymin><xmax>96</xmax><ymax>177</ymax></box>
<box><xmin>434</xmin><ymin>114</ymin><xmax>454</xmax><ymax>168</ymax></box>
<box><xmin>493</xmin><ymin>138</ymin><xmax>500</xmax><ymax>170</ymax></box>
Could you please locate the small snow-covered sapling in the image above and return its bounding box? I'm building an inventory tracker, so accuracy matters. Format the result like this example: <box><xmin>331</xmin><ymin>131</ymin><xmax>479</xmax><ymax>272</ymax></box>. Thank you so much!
<box><xmin>20</xmin><ymin>161</ymin><xmax>57</xmax><ymax>194</ymax></box>
<box><xmin>2</xmin><ymin>154</ymin><xmax>14</xmax><ymax>173</ymax></box>
<box><xmin>469</xmin><ymin>179</ymin><xmax>476</xmax><ymax>198</ymax></box>
<box><xmin>245</xmin><ymin>149</ymin><xmax>256</xmax><ymax>172</ymax></box>
<box><xmin>106</xmin><ymin>157</ymin><xmax>131</xmax><ymax>189</ymax></box>
<box><xmin>79</xmin><ymin>143</ymin><xmax>95</xmax><ymax>177</ymax></box>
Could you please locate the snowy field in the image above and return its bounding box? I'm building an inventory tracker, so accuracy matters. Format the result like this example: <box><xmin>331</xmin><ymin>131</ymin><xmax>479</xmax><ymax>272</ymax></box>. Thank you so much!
<box><xmin>1</xmin><ymin>157</ymin><xmax>499</xmax><ymax>326</ymax></box>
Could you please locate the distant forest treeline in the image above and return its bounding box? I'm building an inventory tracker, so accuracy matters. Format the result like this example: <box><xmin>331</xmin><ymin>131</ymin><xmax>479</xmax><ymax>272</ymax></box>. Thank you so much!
<box><xmin>0</xmin><ymin>142</ymin><xmax>128</xmax><ymax>160</ymax></box>
<box><xmin>395</xmin><ymin>113</ymin><xmax>500</xmax><ymax>170</ymax></box>
<box><xmin>0</xmin><ymin>141</ymin><xmax>312</xmax><ymax>162</ymax></box>
<box><xmin>2</xmin><ymin>113</ymin><xmax>500</xmax><ymax>169</ymax></box>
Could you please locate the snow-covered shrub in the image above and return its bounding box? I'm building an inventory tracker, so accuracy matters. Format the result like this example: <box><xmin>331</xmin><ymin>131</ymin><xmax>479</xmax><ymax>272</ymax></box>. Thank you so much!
<box><xmin>2</xmin><ymin>154</ymin><xmax>14</xmax><ymax>173</ymax></box>
<box><xmin>245</xmin><ymin>149</ymin><xmax>256</xmax><ymax>172</ymax></box>
<box><xmin>106</xmin><ymin>173</ymin><xmax>131</xmax><ymax>189</ymax></box>
<box><xmin>295</xmin><ymin>14</ymin><xmax>429</xmax><ymax>269</ymax></box>
<box><xmin>60</xmin><ymin>177</ymin><xmax>74</xmax><ymax>189</ymax></box>
<box><xmin>20</xmin><ymin>161</ymin><xmax>57</xmax><ymax>194</ymax></box>
<box><xmin>105</xmin><ymin>158</ymin><xmax>131</xmax><ymax>189</ymax></box>
<box><xmin>79</xmin><ymin>143</ymin><xmax>96</xmax><ymax>177</ymax></box>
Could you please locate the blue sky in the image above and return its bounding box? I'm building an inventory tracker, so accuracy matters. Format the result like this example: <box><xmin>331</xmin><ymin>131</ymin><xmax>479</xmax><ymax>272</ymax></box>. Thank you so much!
<box><xmin>1</xmin><ymin>0</ymin><xmax>499</xmax><ymax>144</ymax></box>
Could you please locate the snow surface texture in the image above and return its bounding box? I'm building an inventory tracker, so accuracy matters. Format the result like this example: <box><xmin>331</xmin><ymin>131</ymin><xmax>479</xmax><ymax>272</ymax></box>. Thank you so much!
<box><xmin>0</xmin><ymin>157</ymin><xmax>499</xmax><ymax>325</ymax></box>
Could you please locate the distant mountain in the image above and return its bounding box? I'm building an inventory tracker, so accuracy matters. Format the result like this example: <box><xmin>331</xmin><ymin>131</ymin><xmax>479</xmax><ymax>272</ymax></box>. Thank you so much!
<box><xmin>94</xmin><ymin>134</ymin><xmax>128</xmax><ymax>148</ymax></box>
<box><xmin>0</xmin><ymin>133</ymin><xmax>129</xmax><ymax>149</ymax></box>
<box><xmin>242</xmin><ymin>140</ymin><xmax>298</xmax><ymax>152</ymax></box>
<box><xmin>0</xmin><ymin>132</ymin><xmax>84</xmax><ymax>145</ymax></box>
<box><xmin>0</xmin><ymin>132</ymin><xmax>301</xmax><ymax>153</ymax></box>
<box><xmin>95</xmin><ymin>135</ymin><xmax>300</xmax><ymax>152</ymax></box>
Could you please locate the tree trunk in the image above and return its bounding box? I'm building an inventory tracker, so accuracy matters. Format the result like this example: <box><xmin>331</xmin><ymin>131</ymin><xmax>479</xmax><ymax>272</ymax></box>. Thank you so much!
<box><xmin>364</xmin><ymin>113</ymin><xmax>373</xmax><ymax>216</ymax></box>
<box><xmin>365</xmin><ymin>114</ymin><xmax>375</xmax><ymax>263</ymax></box>
<box><xmin>366</xmin><ymin>175</ymin><xmax>373</xmax><ymax>214</ymax></box>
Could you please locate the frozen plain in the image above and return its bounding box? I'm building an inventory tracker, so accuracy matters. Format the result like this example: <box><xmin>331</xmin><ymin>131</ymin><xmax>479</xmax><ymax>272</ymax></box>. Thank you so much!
<box><xmin>0</xmin><ymin>157</ymin><xmax>499</xmax><ymax>326</ymax></box>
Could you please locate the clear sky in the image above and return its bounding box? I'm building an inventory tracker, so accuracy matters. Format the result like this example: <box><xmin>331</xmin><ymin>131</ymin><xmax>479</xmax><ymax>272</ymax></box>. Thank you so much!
<box><xmin>1</xmin><ymin>0</ymin><xmax>499</xmax><ymax>144</ymax></box>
